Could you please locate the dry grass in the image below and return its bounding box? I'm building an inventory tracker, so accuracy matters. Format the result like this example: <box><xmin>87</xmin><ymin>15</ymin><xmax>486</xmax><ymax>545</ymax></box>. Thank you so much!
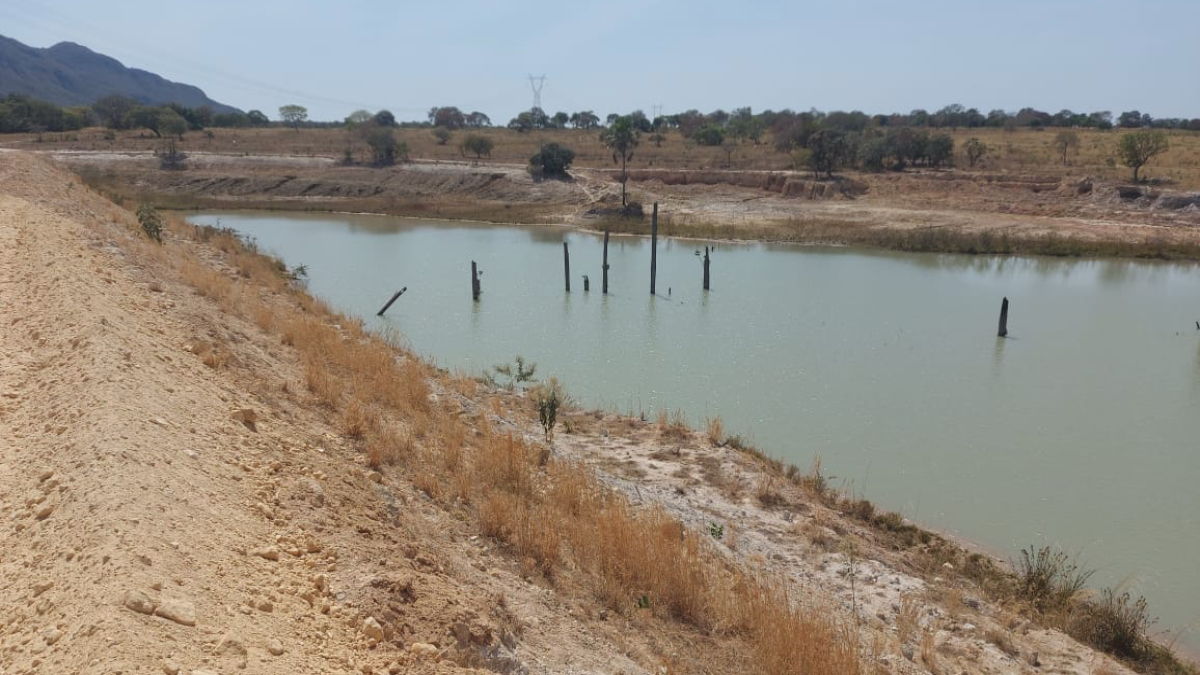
<box><xmin>896</xmin><ymin>593</ymin><xmax>919</xmax><ymax>645</ymax></box>
<box><xmin>705</xmin><ymin>416</ymin><xmax>725</xmax><ymax>446</ymax></box>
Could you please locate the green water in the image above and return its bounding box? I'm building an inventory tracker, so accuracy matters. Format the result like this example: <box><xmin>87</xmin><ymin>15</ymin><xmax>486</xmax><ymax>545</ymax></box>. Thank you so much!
<box><xmin>190</xmin><ymin>211</ymin><xmax>1200</xmax><ymax>652</ymax></box>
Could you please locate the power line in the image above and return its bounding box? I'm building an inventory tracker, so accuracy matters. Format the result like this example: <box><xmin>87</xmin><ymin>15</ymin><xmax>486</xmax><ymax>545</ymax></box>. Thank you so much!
<box><xmin>528</xmin><ymin>75</ymin><xmax>545</xmax><ymax>112</ymax></box>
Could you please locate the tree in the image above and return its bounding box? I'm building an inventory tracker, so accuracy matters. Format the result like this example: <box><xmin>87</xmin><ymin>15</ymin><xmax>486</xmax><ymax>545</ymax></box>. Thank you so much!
<box><xmin>278</xmin><ymin>104</ymin><xmax>307</xmax><ymax>130</ymax></box>
<box><xmin>93</xmin><ymin>94</ymin><xmax>138</xmax><ymax>129</ymax></box>
<box><xmin>374</xmin><ymin>110</ymin><xmax>396</xmax><ymax>127</ymax></box>
<box><xmin>692</xmin><ymin>124</ymin><xmax>725</xmax><ymax>146</ymax></box>
<box><xmin>806</xmin><ymin>129</ymin><xmax>849</xmax><ymax>179</ymax></box>
<box><xmin>125</xmin><ymin>106</ymin><xmax>165</xmax><ymax>137</ymax></box>
<box><xmin>460</xmin><ymin>134</ymin><xmax>494</xmax><ymax>160</ymax></box>
<box><xmin>927</xmin><ymin>133</ymin><xmax>955</xmax><ymax>168</ymax></box>
<box><xmin>599</xmin><ymin>116</ymin><xmax>639</xmax><ymax>207</ymax></box>
<box><xmin>507</xmin><ymin>112</ymin><xmax>534</xmax><ymax>132</ymax></box>
<box><xmin>157</xmin><ymin>111</ymin><xmax>188</xmax><ymax>140</ymax></box>
<box><xmin>1053</xmin><ymin>131</ymin><xmax>1080</xmax><ymax>166</ymax></box>
<box><xmin>551</xmin><ymin>111</ymin><xmax>569</xmax><ymax>129</ymax></box>
<box><xmin>529</xmin><ymin>142</ymin><xmax>576</xmax><ymax>179</ymax></box>
<box><xmin>570</xmin><ymin>111</ymin><xmax>599</xmax><ymax>129</ymax></box>
<box><xmin>1115</xmin><ymin>130</ymin><xmax>1169</xmax><ymax>182</ymax></box>
<box><xmin>345</xmin><ymin>110</ymin><xmax>372</xmax><ymax>127</ymax></box>
<box><xmin>429</xmin><ymin>106</ymin><xmax>465</xmax><ymax>129</ymax></box>
<box><xmin>247</xmin><ymin>110</ymin><xmax>270</xmax><ymax>127</ymax></box>
<box><xmin>465</xmin><ymin>111</ymin><xmax>491</xmax><ymax>128</ymax></box>
<box><xmin>432</xmin><ymin>126</ymin><xmax>452</xmax><ymax>145</ymax></box>
<box><xmin>363</xmin><ymin>125</ymin><xmax>400</xmax><ymax>166</ymax></box>
<box><xmin>964</xmin><ymin>138</ymin><xmax>988</xmax><ymax>167</ymax></box>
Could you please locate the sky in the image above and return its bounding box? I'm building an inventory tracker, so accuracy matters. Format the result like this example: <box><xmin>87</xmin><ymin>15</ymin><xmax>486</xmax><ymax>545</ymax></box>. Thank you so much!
<box><xmin>2</xmin><ymin>0</ymin><xmax>1198</xmax><ymax>123</ymax></box>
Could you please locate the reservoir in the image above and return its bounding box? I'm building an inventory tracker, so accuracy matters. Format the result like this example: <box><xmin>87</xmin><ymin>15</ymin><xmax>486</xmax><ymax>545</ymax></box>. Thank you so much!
<box><xmin>189</xmin><ymin>211</ymin><xmax>1200</xmax><ymax>652</ymax></box>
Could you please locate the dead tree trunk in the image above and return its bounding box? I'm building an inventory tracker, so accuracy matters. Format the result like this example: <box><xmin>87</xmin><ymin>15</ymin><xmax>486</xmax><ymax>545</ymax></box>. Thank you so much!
<box><xmin>471</xmin><ymin>261</ymin><xmax>480</xmax><ymax>301</ymax></box>
<box><xmin>650</xmin><ymin>202</ymin><xmax>658</xmax><ymax>295</ymax></box>
<box><xmin>563</xmin><ymin>241</ymin><xmax>570</xmax><ymax>293</ymax></box>
<box><xmin>602</xmin><ymin>230</ymin><xmax>610</xmax><ymax>294</ymax></box>
<box><xmin>703</xmin><ymin>246</ymin><xmax>710</xmax><ymax>290</ymax></box>
<box><xmin>998</xmin><ymin>297</ymin><xmax>1009</xmax><ymax>337</ymax></box>
<box><xmin>376</xmin><ymin>287</ymin><xmax>407</xmax><ymax>316</ymax></box>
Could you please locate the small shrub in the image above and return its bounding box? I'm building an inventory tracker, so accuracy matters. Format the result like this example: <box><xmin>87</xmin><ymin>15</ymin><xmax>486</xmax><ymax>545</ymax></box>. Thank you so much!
<box><xmin>492</xmin><ymin>356</ymin><xmax>536</xmax><ymax>390</ymax></box>
<box><xmin>708</xmin><ymin>522</ymin><xmax>724</xmax><ymax>540</ymax></box>
<box><xmin>1077</xmin><ymin>589</ymin><xmax>1151</xmax><ymax>659</ymax></box>
<box><xmin>529</xmin><ymin>142</ymin><xmax>576</xmax><ymax>179</ymax></box>
<box><xmin>531</xmin><ymin>377</ymin><xmax>567</xmax><ymax>442</ymax></box>
<box><xmin>157</xmin><ymin>139</ymin><xmax>187</xmax><ymax>170</ymax></box>
<box><xmin>705</xmin><ymin>416</ymin><xmax>725</xmax><ymax>446</ymax></box>
<box><xmin>1014</xmin><ymin>545</ymin><xmax>1093</xmax><ymax>613</ymax></box>
<box><xmin>137</xmin><ymin>202</ymin><xmax>163</xmax><ymax>243</ymax></box>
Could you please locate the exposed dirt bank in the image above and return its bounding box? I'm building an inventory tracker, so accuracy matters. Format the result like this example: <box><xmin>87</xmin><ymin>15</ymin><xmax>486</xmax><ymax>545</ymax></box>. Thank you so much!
<box><xmin>50</xmin><ymin>149</ymin><xmax>1200</xmax><ymax>258</ymax></box>
<box><xmin>0</xmin><ymin>150</ymin><xmax>1184</xmax><ymax>675</ymax></box>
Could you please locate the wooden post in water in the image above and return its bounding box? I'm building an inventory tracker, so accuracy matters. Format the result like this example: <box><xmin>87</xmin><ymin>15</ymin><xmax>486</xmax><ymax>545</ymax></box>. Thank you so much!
<box><xmin>376</xmin><ymin>287</ymin><xmax>407</xmax><ymax>316</ymax></box>
<box><xmin>703</xmin><ymin>246</ymin><xmax>710</xmax><ymax>290</ymax></box>
<box><xmin>563</xmin><ymin>241</ymin><xmax>571</xmax><ymax>293</ymax></box>
<box><xmin>583</xmin><ymin>275</ymin><xmax>590</xmax><ymax>292</ymax></box>
<box><xmin>998</xmin><ymin>297</ymin><xmax>1009</xmax><ymax>337</ymax></box>
<box><xmin>650</xmin><ymin>202</ymin><xmax>658</xmax><ymax>295</ymax></box>
<box><xmin>471</xmin><ymin>261</ymin><xmax>480</xmax><ymax>301</ymax></box>
<box><xmin>602</xmin><ymin>230</ymin><xmax>610</xmax><ymax>294</ymax></box>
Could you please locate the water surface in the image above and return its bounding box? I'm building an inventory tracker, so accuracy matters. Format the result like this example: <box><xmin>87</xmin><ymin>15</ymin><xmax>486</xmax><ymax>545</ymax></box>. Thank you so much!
<box><xmin>190</xmin><ymin>211</ymin><xmax>1200</xmax><ymax>651</ymax></box>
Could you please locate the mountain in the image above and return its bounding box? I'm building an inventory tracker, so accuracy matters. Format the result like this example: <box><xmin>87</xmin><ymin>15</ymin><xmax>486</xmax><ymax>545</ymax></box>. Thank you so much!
<box><xmin>0</xmin><ymin>35</ymin><xmax>238</xmax><ymax>113</ymax></box>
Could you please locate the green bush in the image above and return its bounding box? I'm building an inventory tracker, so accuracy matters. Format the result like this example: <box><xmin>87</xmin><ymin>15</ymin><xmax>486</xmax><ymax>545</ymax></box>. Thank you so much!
<box><xmin>529</xmin><ymin>142</ymin><xmax>576</xmax><ymax>179</ymax></box>
<box><xmin>137</xmin><ymin>203</ymin><xmax>163</xmax><ymax>244</ymax></box>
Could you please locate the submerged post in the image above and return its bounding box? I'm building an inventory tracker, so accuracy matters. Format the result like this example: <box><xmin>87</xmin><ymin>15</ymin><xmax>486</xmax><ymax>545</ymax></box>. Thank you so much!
<box><xmin>998</xmin><ymin>297</ymin><xmax>1009</xmax><ymax>337</ymax></box>
<box><xmin>471</xmin><ymin>261</ymin><xmax>480</xmax><ymax>301</ymax></box>
<box><xmin>703</xmin><ymin>246</ymin><xmax>710</xmax><ymax>290</ymax></box>
<box><xmin>376</xmin><ymin>287</ymin><xmax>407</xmax><ymax>316</ymax></box>
<box><xmin>583</xmin><ymin>275</ymin><xmax>590</xmax><ymax>292</ymax></box>
<box><xmin>602</xmin><ymin>230</ymin><xmax>610</xmax><ymax>294</ymax></box>
<box><xmin>563</xmin><ymin>241</ymin><xmax>571</xmax><ymax>293</ymax></box>
<box><xmin>650</xmin><ymin>202</ymin><xmax>658</xmax><ymax>295</ymax></box>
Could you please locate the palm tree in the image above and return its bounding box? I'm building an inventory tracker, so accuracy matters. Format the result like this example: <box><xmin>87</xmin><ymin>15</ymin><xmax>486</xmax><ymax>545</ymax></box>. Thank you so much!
<box><xmin>600</xmin><ymin>116</ymin><xmax>639</xmax><ymax>207</ymax></box>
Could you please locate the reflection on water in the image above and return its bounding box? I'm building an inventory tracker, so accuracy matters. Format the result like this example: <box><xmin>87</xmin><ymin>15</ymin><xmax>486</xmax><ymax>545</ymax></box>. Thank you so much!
<box><xmin>190</xmin><ymin>210</ymin><xmax>1200</xmax><ymax>652</ymax></box>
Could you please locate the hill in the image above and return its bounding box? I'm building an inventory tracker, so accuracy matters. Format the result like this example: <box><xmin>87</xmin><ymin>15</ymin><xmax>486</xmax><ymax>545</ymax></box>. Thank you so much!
<box><xmin>0</xmin><ymin>34</ymin><xmax>237</xmax><ymax>113</ymax></box>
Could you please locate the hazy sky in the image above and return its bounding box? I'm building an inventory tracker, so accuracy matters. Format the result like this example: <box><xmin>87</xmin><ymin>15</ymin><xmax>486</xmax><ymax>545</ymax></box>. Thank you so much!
<box><xmin>3</xmin><ymin>0</ymin><xmax>1198</xmax><ymax>123</ymax></box>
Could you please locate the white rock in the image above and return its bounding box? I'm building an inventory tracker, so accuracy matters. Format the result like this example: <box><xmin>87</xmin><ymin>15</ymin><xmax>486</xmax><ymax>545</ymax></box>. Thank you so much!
<box><xmin>123</xmin><ymin>589</ymin><xmax>157</xmax><ymax>615</ymax></box>
<box><xmin>362</xmin><ymin>616</ymin><xmax>384</xmax><ymax>642</ymax></box>
<box><xmin>155</xmin><ymin>598</ymin><xmax>196</xmax><ymax>626</ymax></box>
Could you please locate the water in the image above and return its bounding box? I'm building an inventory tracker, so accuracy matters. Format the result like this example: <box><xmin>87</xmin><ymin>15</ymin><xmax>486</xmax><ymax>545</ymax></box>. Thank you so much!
<box><xmin>190</xmin><ymin>211</ymin><xmax>1200</xmax><ymax>652</ymax></box>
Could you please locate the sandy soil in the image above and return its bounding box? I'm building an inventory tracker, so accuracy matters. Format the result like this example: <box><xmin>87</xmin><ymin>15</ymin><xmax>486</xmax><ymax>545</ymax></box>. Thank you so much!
<box><xmin>0</xmin><ymin>150</ymin><xmax>1160</xmax><ymax>675</ymax></box>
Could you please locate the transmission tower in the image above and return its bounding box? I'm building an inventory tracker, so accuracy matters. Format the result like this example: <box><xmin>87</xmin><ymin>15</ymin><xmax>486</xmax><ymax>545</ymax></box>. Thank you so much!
<box><xmin>528</xmin><ymin>75</ymin><xmax>546</xmax><ymax>112</ymax></box>
<box><xmin>652</xmin><ymin>104</ymin><xmax>663</xmax><ymax>121</ymax></box>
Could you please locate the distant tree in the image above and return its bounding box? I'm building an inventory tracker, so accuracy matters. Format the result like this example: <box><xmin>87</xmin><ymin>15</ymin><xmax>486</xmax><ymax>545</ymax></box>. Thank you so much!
<box><xmin>692</xmin><ymin>124</ymin><xmax>725</xmax><ymax>146</ymax></box>
<box><xmin>507</xmin><ymin>112</ymin><xmax>534</xmax><ymax>132</ymax></box>
<box><xmin>599</xmin><ymin>116</ymin><xmax>639</xmax><ymax>206</ymax></box>
<box><xmin>551</xmin><ymin>111</ymin><xmax>569</xmax><ymax>129</ymax></box>
<box><xmin>158</xmin><ymin>111</ymin><xmax>188</xmax><ymax>140</ymax></box>
<box><xmin>432</xmin><ymin>126</ymin><xmax>452</xmax><ymax>145</ymax></box>
<box><xmin>1053</xmin><ymin>131</ymin><xmax>1080</xmax><ymax>165</ymax></box>
<box><xmin>363</xmin><ymin>125</ymin><xmax>400</xmax><ymax>166</ymax></box>
<box><xmin>93</xmin><ymin>94</ymin><xmax>138</xmax><ymax>129</ymax></box>
<box><xmin>1117</xmin><ymin>111</ymin><xmax>1144</xmax><ymax>129</ymax></box>
<box><xmin>806</xmin><ymin>129</ymin><xmax>849</xmax><ymax>179</ymax></box>
<box><xmin>345</xmin><ymin>109</ymin><xmax>372</xmax><ymax>127</ymax></box>
<box><xmin>465</xmin><ymin>111</ymin><xmax>491</xmax><ymax>128</ymax></box>
<box><xmin>278</xmin><ymin>104</ymin><xmax>307</xmax><ymax>130</ymax></box>
<box><xmin>247</xmin><ymin>110</ymin><xmax>270</xmax><ymax>127</ymax></box>
<box><xmin>605</xmin><ymin>113</ymin><xmax>619</xmax><ymax>126</ymax></box>
<box><xmin>428</xmin><ymin>106</ymin><xmax>465</xmax><ymax>129</ymax></box>
<box><xmin>125</xmin><ymin>106</ymin><xmax>165</xmax><ymax>137</ymax></box>
<box><xmin>374</xmin><ymin>109</ymin><xmax>396</xmax><ymax>127</ymax></box>
<box><xmin>927</xmin><ymin>133</ymin><xmax>955</xmax><ymax>167</ymax></box>
<box><xmin>650</xmin><ymin>131</ymin><xmax>665</xmax><ymax>147</ymax></box>
<box><xmin>529</xmin><ymin>142</ymin><xmax>576</xmax><ymax>179</ymax></box>
<box><xmin>858</xmin><ymin>135</ymin><xmax>890</xmax><ymax>171</ymax></box>
<box><xmin>570</xmin><ymin>111</ymin><xmax>599</xmax><ymax>129</ymax></box>
<box><xmin>964</xmin><ymin>138</ymin><xmax>988</xmax><ymax>167</ymax></box>
<box><xmin>1116</xmin><ymin>130</ymin><xmax>1169</xmax><ymax>182</ymax></box>
<box><xmin>460</xmin><ymin>134</ymin><xmax>494</xmax><ymax>160</ymax></box>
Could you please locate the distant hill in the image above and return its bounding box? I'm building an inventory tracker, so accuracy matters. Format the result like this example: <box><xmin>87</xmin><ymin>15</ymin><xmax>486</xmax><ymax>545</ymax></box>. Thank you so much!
<box><xmin>0</xmin><ymin>35</ymin><xmax>238</xmax><ymax>113</ymax></box>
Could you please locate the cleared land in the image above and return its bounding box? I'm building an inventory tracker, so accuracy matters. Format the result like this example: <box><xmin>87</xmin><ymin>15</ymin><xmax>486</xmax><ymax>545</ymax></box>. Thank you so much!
<box><xmin>2</xmin><ymin>151</ymin><xmax>1189</xmax><ymax>674</ymax></box>
<box><xmin>7</xmin><ymin>125</ymin><xmax>1199</xmax><ymax>259</ymax></box>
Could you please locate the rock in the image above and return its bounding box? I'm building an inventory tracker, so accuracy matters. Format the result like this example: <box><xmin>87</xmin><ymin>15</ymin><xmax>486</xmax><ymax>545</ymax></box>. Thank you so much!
<box><xmin>362</xmin><ymin>616</ymin><xmax>384</xmax><ymax>642</ymax></box>
<box><xmin>963</xmin><ymin>597</ymin><xmax>982</xmax><ymax>610</ymax></box>
<box><xmin>161</xmin><ymin>660</ymin><xmax>180</xmax><ymax>675</ymax></box>
<box><xmin>408</xmin><ymin>642</ymin><xmax>439</xmax><ymax>658</ymax></box>
<box><xmin>155</xmin><ymin>598</ymin><xmax>197</xmax><ymax>626</ymax></box>
<box><xmin>34</xmin><ymin>503</ymin><xmax>56</xmax><ymax>520</ymax></box>
<box><xmin>38</xmin><ymin>470</ymin><xmax>54</xmax><ymax>483</ymax></box>
<box><xmin>192</xmin><ymin>670</ymin><xmax>219</xmax><ymax>675</ymax></box>
<box><xmin>32</xmin><ymin>581</ymin><xmax>54</xmax><ymax>596</ymax></box>
<box><xmin>266</xmin><ymin>639</ymin><xmax>285</xmax><ymax>656</ymax></box>
<box><xmin>901</xmin><ymin>643</ymin><xmax>914</xmax><ymax>661</ymax></box>
<box><xmin>124</xmin><ymin>589</ymin><xmax>157</xmax><ymax>615</ymax></box>
<box><xmin>230</xmin><ymin>408</ymin><xmax>257</xmax><ymax>424</ymax></box>
<box><xmin>251</xmin><ymin>547</ymin><xmax>280</xmax><ymax>562</ymax></box>
<box><xmin>42</xmin><ymin>627</ymin><xmax>63</xmax><ymax>645</ymax></box>
<box><xmin>256</xmin><ymin>600</ymin><xmax>273</xmax><ymax>612</ymax></box>
<box><xmin>312</xmin><ymin>574</ymin><xmax>328</xmax><ymax>593</ymax></box>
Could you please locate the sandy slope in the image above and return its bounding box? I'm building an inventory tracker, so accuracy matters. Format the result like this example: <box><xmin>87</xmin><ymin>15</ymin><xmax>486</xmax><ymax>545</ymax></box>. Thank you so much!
<box><xmin>0</xmin><ymin>151</ymin><xmax>1160</xmax><ymax>675</ymax></box>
